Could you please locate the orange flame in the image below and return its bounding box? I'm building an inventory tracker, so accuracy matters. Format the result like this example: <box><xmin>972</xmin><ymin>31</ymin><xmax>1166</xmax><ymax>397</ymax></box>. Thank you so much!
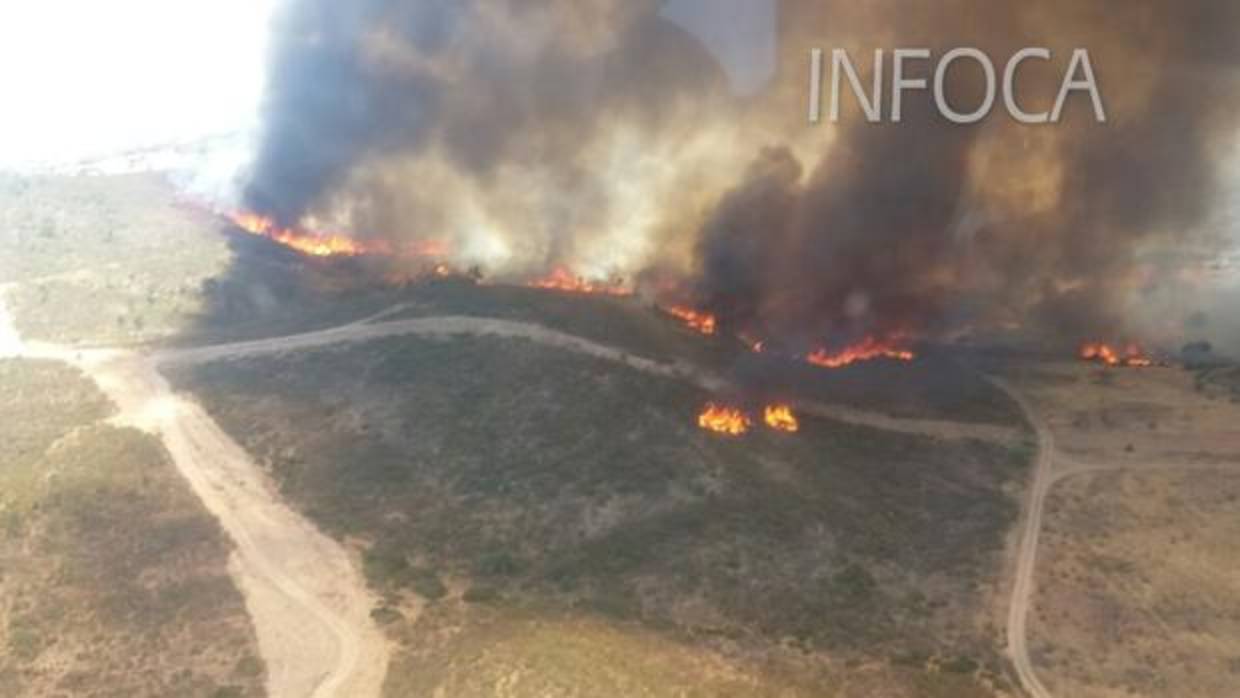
<box><xmin>806</xmin><ymin>337</ymin><xmax>916</xmax><ymax>369</ymax></box>
<box><xmin>1079</xmin><ymin>342</ymin><xmax>1153</xmax><ymax>368</ymax></box>
<box><xmin>229</xmin><ymin>212</ymin><xmax>384</xmax><ymax>257</ymax></box>
<box><xmin>664</xmin><ymin>305</ymin><xmax>717</xmax><ymax>335</ymax></box>
<box><xmin>528</xmin><ymin>267</ymin><xmax>632</xmax><ymax>296</ymax></box>
<box><xmin>763</xmin><ymin>404</ymin><xmax>800</xmax><ymax>433</ymax></box>
<box><xmin>227</xmin><ymin>211</ymin><xmax>449</xmax><ymax>260</ymax></box>
<box><xmin>698</xmin><ymin>403</ymin><xmax>751</xmax><ymax>436</ymax></box>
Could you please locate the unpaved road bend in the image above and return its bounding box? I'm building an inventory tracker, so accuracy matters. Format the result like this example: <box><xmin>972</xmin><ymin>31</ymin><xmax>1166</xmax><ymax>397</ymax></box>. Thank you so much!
<box><xmin>5</xmin><ymin>291</ymin><xmax>1027</xmax><ymax>698</ymax></box>
<box><xmin>987</xmin><ymin>377</ymin><xmax>1056</xmax><ymax>698</ymax></box>
<box><xmin>1</xmin><ymin>295</ymin><xmax>389</xmax><ymax>698</ymax></box>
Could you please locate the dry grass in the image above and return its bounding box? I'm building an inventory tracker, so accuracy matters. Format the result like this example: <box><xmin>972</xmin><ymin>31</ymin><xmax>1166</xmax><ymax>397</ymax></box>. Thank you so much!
<box><xmin>1000</xmin><ymin>358</ymin><xmax>1240</xmax><ymax>697</ymax></box>
<box><xmin>0</xmin><ymin>174</ymin><xmax>231</xmax><ymax>345</ymax></box>
<box><xmin>1032</xmin><ymin>469</ymin><xmax>1240</xmax><ymax>698</ymax></box>
<box><xmin>0</xmin><ymin>359</ymin><xmax>264</xmax><ymax>697</ymax></box>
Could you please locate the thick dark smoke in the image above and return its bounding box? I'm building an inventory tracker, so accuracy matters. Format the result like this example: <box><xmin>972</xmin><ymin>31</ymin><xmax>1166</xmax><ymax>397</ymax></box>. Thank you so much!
<box><xmin>246</xmin><ymin>0</ymin><xmax>1240</xmax><ymax>349</ymax></box>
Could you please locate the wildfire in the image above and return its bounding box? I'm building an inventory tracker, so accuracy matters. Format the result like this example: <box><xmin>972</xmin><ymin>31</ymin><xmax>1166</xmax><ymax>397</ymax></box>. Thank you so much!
<box><xmin>763</xmin><ymin>404</ymin><xmax>800</xmax><ymax>433</ymax></box>
<box><xmin>528</xmin><ymin>267</ymin><xmax>632</xmax><ymax>296</ymax></box>
<box><xmin>228</xmin><ymin>212</ymin><xmax>385</xmax><ymax>257</ymax></box>
<box><xmin>698</xmin><ymin>403</ymin><xmax>803</xmax><ymax>436</ymax></box>
<box><xmin>664</xmin><ymin>305</ymin><xmax>717</xmax><ymax>335</ymax></box>
<box><xmin>1079</xmin><ymin>342</ymin><xmax>1154</xmax><ymax>368</ymax></box>
<box><xmin>698</xmin><ymin>403</ymin><xmax>752</xmax><ymax>436</ymax></box>
<box><xmin>226</xmin><ymin>210</ymin><xmax>451</xmax><ymax>261</ymax></box>
<box><xmin>806</xmin><ymin>336</ymin><xmax>916</xmax><ymax>369</ymax></box>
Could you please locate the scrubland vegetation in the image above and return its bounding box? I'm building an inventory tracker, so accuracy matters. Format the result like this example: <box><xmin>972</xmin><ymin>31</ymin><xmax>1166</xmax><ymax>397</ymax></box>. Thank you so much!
<box><xmin>0</xmin><ymin>359</ymin><xmax>264</xmax><ymax>697</ymax></box>
<box><xmin>176</xmin><ymin>335</ymin><xmax>1029</xmax><ymax>697</ymax></box>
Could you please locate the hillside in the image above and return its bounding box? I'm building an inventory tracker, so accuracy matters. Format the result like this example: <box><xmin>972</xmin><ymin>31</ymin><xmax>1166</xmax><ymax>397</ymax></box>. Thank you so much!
<box><xmin>4</xmin><ymin>172</ymin><xmax>1036</xmax><ymax>697</ymax></box>
<box><xmin>0</xmin><ymin>359</ymin><xmax>264</xmax><ymax>697</ymax></box>
<box><xmin>173</xmin><ymin>332</ymin><xmax>1030</xmax><ymax>697</ymax></box>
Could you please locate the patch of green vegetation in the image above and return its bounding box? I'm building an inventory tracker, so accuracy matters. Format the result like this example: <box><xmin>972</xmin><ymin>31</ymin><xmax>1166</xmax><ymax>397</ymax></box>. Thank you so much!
<box><xmin>176</xmin><ymin>334</ymin><xmax>1028</xmax><ymax>695</ymax></box>
<box><xmin>0</xmin><ymin>359</ymin><xmax>265</xmax><ymax>697</ymax></box>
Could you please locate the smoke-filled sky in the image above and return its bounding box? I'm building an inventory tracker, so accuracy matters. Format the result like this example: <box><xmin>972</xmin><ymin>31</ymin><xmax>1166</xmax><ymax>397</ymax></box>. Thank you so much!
<box><xmin>0</xmin><ymin>0</ymin><xmax>275</xmax><ymax>167</ymax></box>
<box><xmin>240</xmin><ymin>0</ymin><xmax>1240</xmax><ymax>351</ymax></box>
<box><xmin>8</xmin><ymin>0</ymin><xmax>1237</xmax><ymax>352</ymax></box>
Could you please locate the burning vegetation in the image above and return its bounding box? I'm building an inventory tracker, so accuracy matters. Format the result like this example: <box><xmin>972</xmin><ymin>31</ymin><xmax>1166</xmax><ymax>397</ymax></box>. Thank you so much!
<box><xmin>763</xmin><ymin>405</ymin><xmax>800</xmax><ymax>433</ymax></box>
<box><xmin>228</xmin><ymin>211</ymin><xmax>388</xmax><ymax>258</ymax></box>
<box><xmin>527</xmin><ymin>268</ymin><xmax>632</xmax><ymax>297</ymax></box>
<box><xmin>698</xmin><ymin>404</ymin><xmax>751</xmax><ymax>436</ymax></box>
<box><xmin>1079</xmin><ymin>343</ymin><xmax>1156</xmax><ymax>368</ymax></box>
<box><xmin>228</xmin><ymin>1</ymin><xmax>1240</xmax><ymax>368</ymax></box>
<box><xmin>806</xmin><ymin>337</ymin><xmax>916</xmax><ymax>370</ymax></box>
<box><xmin>663</xmin><ymin>305</ymin><xmax>717</xmax><ymax>336</ymax></box>
<box><xmin>698</xmin><ymin>403</ymin><xmax>801</xmax><ymax>436</ymax></box>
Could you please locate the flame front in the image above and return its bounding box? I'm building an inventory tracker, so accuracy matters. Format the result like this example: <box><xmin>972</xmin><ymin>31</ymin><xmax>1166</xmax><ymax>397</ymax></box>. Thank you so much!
<box><xmin>698</xmin><ymin>403</ymin><xmax>751</xmax><ymax>436</ymax></box>
<box><xmin>229</xmin><ymin>212</ymin><xmax>383</xmax><ymax>257</ymax></box>
<box><xmin>806</xmin><ymin>336</ymin><xmax>916</xmax><ymax>369</ymax></box>
<box><xmin>763</xmin><ymin>404</ymin><xmax>799</xmax><ymax>433</ymax></box>
<box><xmin>664</xmin><ymin>305</ymin><xmax>717</xmax><ymax>335</ymax></box>
<box><xmin>528</xmin><ymin>267</ymin><xmax>632</xmax><ymax>296</ymax></box>
<box><xmin>1079</xmin><ymin>342</ymin><xmax>1154</xmax><ymax>368</ymax></box>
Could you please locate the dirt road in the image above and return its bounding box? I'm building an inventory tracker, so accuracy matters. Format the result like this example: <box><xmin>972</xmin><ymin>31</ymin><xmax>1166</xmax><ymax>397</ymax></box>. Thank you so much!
<box><xmin>3</xmin><ymin>292</ymin><xmax>1024</xmax><ymax>698</ymax></box>
<box><xmin>988</xmin><ymin>377</ymin><xmax>1056</xmax><ymax>698</ymax></box>
<box><xmin>1</xmin><ymin>295</ymin><xmax>389</xmax><ymax>698</ymax></box>
<box><xmin>158</xmin><ymin>314</ymin><xmax>1021</xmax><ymax>443</ymax></box>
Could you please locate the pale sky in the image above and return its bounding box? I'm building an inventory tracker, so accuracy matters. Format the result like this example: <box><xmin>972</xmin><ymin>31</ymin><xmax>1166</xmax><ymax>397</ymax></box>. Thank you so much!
<box><xmin>0</xmin><ymin>0</ymin><xmax>275</xmax><ymax>167</ymax></box>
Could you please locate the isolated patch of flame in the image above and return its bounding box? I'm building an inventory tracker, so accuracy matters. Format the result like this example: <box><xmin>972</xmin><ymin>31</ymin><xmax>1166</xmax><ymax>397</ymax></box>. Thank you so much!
<box><xmin>664</xmin><ymin>305</ymin><xmax>717</xmax><ymax>335</ymax></box>
<box><xmin>698</xmin><ymin>404</ymin><xmax>751</xmax><ymax>436</ymax></box>
<box><xmin>1079</xmin><ymin>342</ymin><xmax>1154</xmax><ymax>368</ymax></box>
<box><xmin>806</xmin><ymin>336</ymin><xmax>916</xmax><ymax>369</ymax></box>
<box><xmin>763</xmin><ymin>404</ymin><xmax>799</xmax><ymax>433</ymax></box>
<box><xmin>699</xmin><ymin>403</ymin><xmax>801</xmax><ymax>436</ymax></box>
<box><xmin>527</xmin><ymin>267</ymin><xmax>632</xmax><ymax>296</ymax></box>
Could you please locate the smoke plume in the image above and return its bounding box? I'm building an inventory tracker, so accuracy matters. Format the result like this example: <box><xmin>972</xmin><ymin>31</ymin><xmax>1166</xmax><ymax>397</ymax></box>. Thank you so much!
<box><xmin>245</xmin><ymin>0</ymin><xmax>1240</xmax><ymax>350</ymax></box>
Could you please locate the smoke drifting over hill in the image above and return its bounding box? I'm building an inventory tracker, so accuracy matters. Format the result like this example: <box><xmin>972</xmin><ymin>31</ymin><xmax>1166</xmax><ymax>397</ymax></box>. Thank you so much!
<box><xmin>244</xmin><ymin>0</ymin><xmax>1240</xmax><ymax>350</ymax></box>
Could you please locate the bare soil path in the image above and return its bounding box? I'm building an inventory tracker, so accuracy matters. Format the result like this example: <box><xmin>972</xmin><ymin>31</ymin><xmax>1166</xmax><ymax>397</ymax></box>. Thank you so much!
<box><xmin>988</xmin><ymin>377</ymin><xmax>1056</xmax><ymax>698</ymax></box>
<box><xmin>1</xmin><ymin>293</ymin><xmax>389</xmax><ymax>698</ymax></box>
<box><xmin>157</xmin><ymin>314</ymin><xmax>1022</xmax><ymax>444</ymax></box>
<box><xmin>3</xmin><ymin>291</ymin><xmax>1033</xmax><ymax>698</ymax></box>
<box><xmin>989</xmin><ymin>375</ymin><xmax>1238</xmax><ymax>698</ymax></box>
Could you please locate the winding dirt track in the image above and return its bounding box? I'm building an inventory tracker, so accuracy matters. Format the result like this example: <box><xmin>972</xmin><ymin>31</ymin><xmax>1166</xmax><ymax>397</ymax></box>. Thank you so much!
<box><xmin>3</xmin><ymin>300</ymin><xmax>388</xmax><ymax>698</ymax></box>
<box><xmin>989</xmin><ymin>375</ymin><xmax>1237</xmax><ymax>698</ymax></box>
<box><xmin>4</xmin><ymin>296</ymin><xmax>1024</xmax><ymax>698</ymax></box>
<box><xmin>987</xmin><ymin>377</ymin><xmax>1056</xmax><ymax>698</ymax></box>
<box><xmin>158</xmin><ymin>315</ymin><xmax>1021</xmax><ymax>444</ymax></box>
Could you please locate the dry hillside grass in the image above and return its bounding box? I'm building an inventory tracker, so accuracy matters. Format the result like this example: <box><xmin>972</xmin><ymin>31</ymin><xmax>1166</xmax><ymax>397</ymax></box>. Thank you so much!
<box><xmin>1032</xmin><ymin>469</ymin><xmax>1240</xmax><ymax>698</ymax></box>
<box><xmin>0</xmin><ymin>359</ymin><xmax>264</xmax><ymax>697</ymax></box>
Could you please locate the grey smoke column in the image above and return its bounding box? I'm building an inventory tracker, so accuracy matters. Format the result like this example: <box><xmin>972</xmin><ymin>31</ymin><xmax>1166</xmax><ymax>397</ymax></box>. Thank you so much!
<box><xmin>245</xmin><ymin>0</ymin><xmax>1240</xmax><ymax>348</ymax></box>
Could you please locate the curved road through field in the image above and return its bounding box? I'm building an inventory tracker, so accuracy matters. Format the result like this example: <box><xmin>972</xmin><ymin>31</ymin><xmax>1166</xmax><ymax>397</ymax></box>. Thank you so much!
<box><xmin>3</xmin><ymin>293</ymin><xmax>1032</xmax><ymax>698</ymax></box>
<box><xmin>158</xmin><ymin>315</ymin><xmax>1022</xmax><ymax>444</ymax></box>
<box><xmin>989</xmin><ymin>374</ymin><xmax>1238</xmax><ymax>698</ymax></box>
<box><xmin>2</xmin><ymin>298</ymin><xmax>388</xmax><ymax>698</ymax></box>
